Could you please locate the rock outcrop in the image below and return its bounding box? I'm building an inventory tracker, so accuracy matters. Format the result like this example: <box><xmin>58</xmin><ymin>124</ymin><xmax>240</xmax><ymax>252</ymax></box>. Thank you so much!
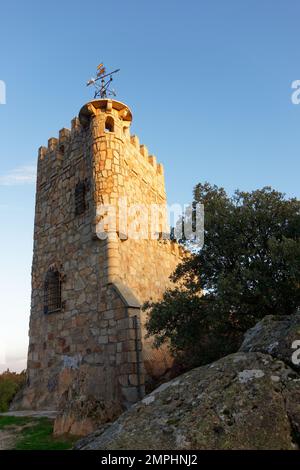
<box><xmin>240</xmin><ymin>313</ymin><xmax>300</xmax><ymax>371</ymax></box>
<box><xmin>75</xmin><ymin>348</ymin><xmax>300</xmax><ymax>450</ymax></box>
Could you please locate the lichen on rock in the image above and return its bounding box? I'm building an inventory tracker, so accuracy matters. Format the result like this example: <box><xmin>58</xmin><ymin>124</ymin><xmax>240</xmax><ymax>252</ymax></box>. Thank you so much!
<box><xmin>75</xmin><ymin>351</ymin><xmax>300</xmax><ymax>450</ymax></box>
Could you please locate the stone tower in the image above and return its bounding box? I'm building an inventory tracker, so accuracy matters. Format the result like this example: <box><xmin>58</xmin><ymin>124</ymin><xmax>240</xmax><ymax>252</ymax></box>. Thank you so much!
<box><xmin>16</xmin><ymin>99</ymin><xmax>186</xmax><ymax>434</ymax></box>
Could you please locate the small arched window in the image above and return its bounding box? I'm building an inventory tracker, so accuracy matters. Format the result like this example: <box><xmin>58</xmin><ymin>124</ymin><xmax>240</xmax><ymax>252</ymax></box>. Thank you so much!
<box><xmin>105</xmin><ymin>116</ymin><xmax>114</xmax><ymax>133</ymax></box>
<box><xmin>44</xmin><ymin>268</ymin><xmax>62</xmax><ymax>314</ymax></box>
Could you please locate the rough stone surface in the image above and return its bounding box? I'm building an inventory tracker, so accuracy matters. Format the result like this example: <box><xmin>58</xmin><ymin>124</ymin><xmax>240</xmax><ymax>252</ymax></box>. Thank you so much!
<box><xmin>53</xmin><ymin>395</ymin><xmax>122</xmax><ymax>436</ymax></box>
<box><xmin>75</xmin><ymin>351</ymin><xmax>300</xmax><ymax>450</ymax></box>
<box><xmin>240</xmin><ymin>313</ymin><xmax>300</xmax><ymax>371</ymax></box>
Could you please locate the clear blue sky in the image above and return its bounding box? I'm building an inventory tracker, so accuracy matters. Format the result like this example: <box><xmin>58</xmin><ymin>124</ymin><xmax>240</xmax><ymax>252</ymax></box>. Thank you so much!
<box><xmin>0</xmin><ymin>0</ymin><xmax>300</xmax><ymax>371</ymax></box>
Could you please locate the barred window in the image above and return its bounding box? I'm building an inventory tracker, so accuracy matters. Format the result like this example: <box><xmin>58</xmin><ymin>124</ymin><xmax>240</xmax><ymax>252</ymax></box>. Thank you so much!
<box><xmin>44</xmin><ymin>269</ymin><xmax>62</xmax><ymax>315</ymax></box>
<box><xmin>75</xmin><ymin>181</ymin><xmax>87</xmax><ymax>216</ymax></box>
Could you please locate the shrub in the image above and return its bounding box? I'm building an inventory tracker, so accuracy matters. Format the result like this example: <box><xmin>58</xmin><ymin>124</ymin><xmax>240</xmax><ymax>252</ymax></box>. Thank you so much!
<box><xmin>0</xmin><ymin>370</ymin><xmax>26</xmax><ymax>412</ymax></box>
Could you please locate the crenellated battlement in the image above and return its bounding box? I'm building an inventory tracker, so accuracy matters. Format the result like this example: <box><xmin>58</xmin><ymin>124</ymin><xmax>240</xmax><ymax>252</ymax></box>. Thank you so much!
<box><xmin>37</xmin><ymin>115</ymin><xmax>84</xmax><ymax>164</ymax></box>
<box><xmin>129</xmin><ymin>135</ymin><xmax>163</xmax><ymax>177</ymax></box>
<box><xmin>37</xmin><ymin>100</ymin><xmax>165</xmax><ymax>184</ymax></box>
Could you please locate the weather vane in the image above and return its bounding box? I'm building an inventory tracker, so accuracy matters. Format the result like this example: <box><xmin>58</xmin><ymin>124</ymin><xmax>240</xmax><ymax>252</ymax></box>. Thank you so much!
<box><xmin>86</xmin><ymin>63</ymin><xmax>120</xmax><ymax>99</ymax></box>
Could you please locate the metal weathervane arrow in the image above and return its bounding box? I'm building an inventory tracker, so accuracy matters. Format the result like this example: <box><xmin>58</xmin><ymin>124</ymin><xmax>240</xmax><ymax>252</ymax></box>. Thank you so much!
<box><xmin>86</xmin><ymin>63</ymin><xmax>120</xmax><ymax>99</ymax></box>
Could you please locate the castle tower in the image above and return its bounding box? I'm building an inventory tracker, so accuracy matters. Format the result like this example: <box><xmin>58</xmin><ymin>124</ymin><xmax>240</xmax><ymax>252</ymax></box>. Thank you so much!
<box><xmin>16</xmin><ymin>99</ymin><xmax>186</xmax><ymax>435</ymax></box>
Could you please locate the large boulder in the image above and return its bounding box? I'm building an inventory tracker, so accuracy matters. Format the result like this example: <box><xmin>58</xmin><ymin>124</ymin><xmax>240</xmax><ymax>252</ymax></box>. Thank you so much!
<box><xmin>75</xmin><ymin>351</ymin><xmax>300</xmax><ymax>450</ymax></box>
<box><xmin>240</xmin><ymin>314</ymin><xmax>300</xmax><ymax>371</ymax></box>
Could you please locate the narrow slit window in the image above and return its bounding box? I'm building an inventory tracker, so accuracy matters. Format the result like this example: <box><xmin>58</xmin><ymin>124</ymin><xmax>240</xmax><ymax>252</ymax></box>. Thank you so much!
<box><xmin>44</xmin><ymin>269</ymin><xmax>62</xmax><ymax>314</ymax></box>
<box><xmin>75</xmin><ymin>181</ymin><xmax>87</xmax><ymax>216</ymax></box>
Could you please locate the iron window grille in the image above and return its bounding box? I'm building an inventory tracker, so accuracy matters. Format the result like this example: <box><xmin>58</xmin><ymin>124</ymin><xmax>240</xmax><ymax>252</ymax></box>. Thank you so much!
<box><xmin>44</xmin><ymin>269</ymin><xmax>62</xmax><ymax>315</ymax></box>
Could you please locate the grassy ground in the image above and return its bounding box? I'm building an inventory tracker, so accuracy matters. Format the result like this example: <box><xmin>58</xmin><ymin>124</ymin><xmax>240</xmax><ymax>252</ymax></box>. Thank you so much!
<box><xmin>0</xmin><ymin>416</ymin><xmax>77</xmax><ymax>450</ymax></box>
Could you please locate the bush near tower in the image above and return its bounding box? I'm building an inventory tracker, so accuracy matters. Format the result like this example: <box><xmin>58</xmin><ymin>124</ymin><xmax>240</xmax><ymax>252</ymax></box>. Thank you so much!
<box><xmin>145</xmin><ymin>182</ymin><xmax>300</xmax><ymax>369</ymax></box>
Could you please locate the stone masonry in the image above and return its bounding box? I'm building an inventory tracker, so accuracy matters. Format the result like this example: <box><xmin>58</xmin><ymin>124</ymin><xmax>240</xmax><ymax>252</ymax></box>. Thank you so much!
<box><xmin>13</xmin><ymin>99</ymin><xmax>186</xmax><ymax>434</ymax></box>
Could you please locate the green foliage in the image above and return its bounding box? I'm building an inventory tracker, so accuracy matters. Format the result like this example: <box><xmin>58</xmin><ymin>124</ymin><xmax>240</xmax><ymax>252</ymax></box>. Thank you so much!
<box><xmin>0</xmin><ymin>370</ymin><xmax>26</xmax><ymax>412</ymax></box>
<box><xmin>0</xmin><ymin>416</ymin><xmax>76</xmax><ymax>450</ymax></box>
<box><xmin>145</xmin><ymin>183</ymin><xmax>300</xmax><ymax>368</ymax></box>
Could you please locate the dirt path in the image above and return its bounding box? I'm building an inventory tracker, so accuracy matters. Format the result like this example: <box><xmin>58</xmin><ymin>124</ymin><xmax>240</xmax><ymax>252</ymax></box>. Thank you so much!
<box><xmin>0</xmin><ymin>415</ymin><xmax>57</xmax><ymax>450</ymax></box>
<box><xmin>0</xmin><ymin>412</ymin><xmax>58</xmax><ymax>450</ymax></box>
<box><xmin>0</xmin><ymin>410</ymin><xmax>57</xmax><ymax>419</ymax></box>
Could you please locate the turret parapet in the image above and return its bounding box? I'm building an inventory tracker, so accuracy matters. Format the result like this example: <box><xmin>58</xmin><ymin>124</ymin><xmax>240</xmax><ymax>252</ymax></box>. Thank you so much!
<box><xmin>79</xmin><ymin>99</ymin><xmax>132</xmax><ymax>128</ymax></box>
<box><xmin>79</xmin><ymin>100</ymin><xmax>165</xmax><ymax>177</ymax></box>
